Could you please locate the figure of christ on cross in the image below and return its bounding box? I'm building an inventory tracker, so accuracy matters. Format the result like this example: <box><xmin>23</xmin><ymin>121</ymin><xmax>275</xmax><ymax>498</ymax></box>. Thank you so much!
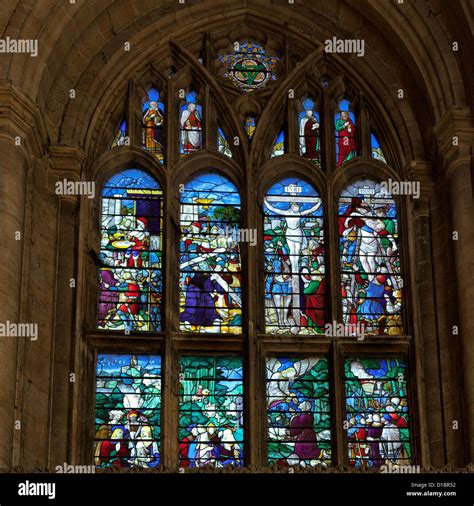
<box><xmin>264</xmin><ymin>195</ymin><xmax>322</xmax><ymax>332</ymax></box>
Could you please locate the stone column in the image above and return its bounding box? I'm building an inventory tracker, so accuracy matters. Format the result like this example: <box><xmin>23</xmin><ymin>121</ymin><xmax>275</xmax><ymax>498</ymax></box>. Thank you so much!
<box><xmin>447</xmin><ymin>159</ymin><xmax>474</xmax><ymax>463</ymax></box>
<box><xmin>410</xmin><ymin>179</ymin><xmax>445</xmax><ymax>467</ymax></box>
<box><xmin>46</xmin><ymin>148</ymin><xmax>84</xmax><ymax>469</ymax></box>
<box><xmin>0</xmin><ymin>134</ymin><xmax>28</xmax><ymax>470</ymax></box>
<box><xmin>0</xmin><ymin>83</ymin><xmax>46</xmax><ymax>470</ymax></box>
<box><xmin>434</xmin><ymin>107</ymin><xmax>474</xmax><ymax>464</ymax></box>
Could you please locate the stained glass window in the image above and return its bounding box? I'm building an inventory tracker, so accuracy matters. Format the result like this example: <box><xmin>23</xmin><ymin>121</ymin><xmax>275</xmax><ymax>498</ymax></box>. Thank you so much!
<box><xmin>180</xmin><ymin>90</ymin><xmax>202</xmax><ymax>156</ymax></box>
<box><xmin>94</xmin><ymin>353</ymin><xmax>161</xmax><ymax>468</ymax></box>
<box><xmin>179</xmin><ymin>356</ymin><xmax>244</xmax><ymax>468</ymax></box>
<box><xmin>217</xmin><ymin>127</ymin><xmax>232</xmax><ymax>158</ymax></box>
<box><xmin>339</xmin><ymin>179</ymin><xmax>403</xmax><ymax>335</ymax></box>
<box><xmin>244</xmin><ymin>114</ymin><xmax>256</xmax><ymax>140</ymax></box>
<box><xmin>270</xmin><ymin>130</ymin><xmax>284</xmax><ymax>157</ymax></box>
<box><xmin>219</xmin><ymin>41</ymin><xmax>279</xmax><ymax>92</ymax></box>
<box><xmin>111</xmin><ymin>118</ymin><xmax>127</xmax><ymax>148</ymax></box>
<box><xmin>335</xmin><ymin>99</ymin><xmax>357</xmax><ymax>167</ymax></box>
<box><xmin>142</xmin><ymin>89</ymin><xmax>165</xmax><ymax>162</ymax></box>
<box><xmin>344</xmin><ymin>357</ymin><xmax>411</xmax><ymax>468</ymax></box>
<box><xmin>267</xmin><ymin>357</ymin><xmax>332</xmax><ymax>467</ymax></box>
<box><xmin>371</xmin><ymin>132</ymin><xmax>387</xmax><ymax>163</ymax></box>
<box><xmin>299</xmin><ymin>98</ymin><xmax>321</xmax><ymax>167</ymax></box>
<box><xmin>98</xmin><ymin>169</ymin><xmax>163</xmax><ymax>332</ymax></box>
<box><xmin>264</xmin><ymin>178</ymin><xmax>325</xmax><ymax>334</ymax></box>
<box><xmin>179</xmin><ymin>173</ymin><xmax>242</xmax><ymax>333</ymax></box>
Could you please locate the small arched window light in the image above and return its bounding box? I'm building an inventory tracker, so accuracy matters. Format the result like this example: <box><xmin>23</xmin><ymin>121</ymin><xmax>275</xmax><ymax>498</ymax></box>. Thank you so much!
<box><xmin>298</xmin><ymin>97</ymin><xmax>321</xmax><ymax>168</ymax></box>
<box><xmin>142</xmin><ymin>88</ymin><xmax>165</xmax><ymax>163</ymax></box>
<box><xmin>335</xmin><ymin>98</ymin><xmax>357</xmax><ymax>167</ymax></box>
<box><xmin>179</xmin><ymin>90</ymin><xmax>203</xmax><ymax>156</ymax></box>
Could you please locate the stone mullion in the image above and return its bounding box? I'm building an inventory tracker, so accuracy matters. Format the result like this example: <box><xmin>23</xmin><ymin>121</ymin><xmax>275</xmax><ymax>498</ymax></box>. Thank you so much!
<box><xmin>326</xmin><ymin>172</ymin><xmax>338</xmax><ymax>329</ymax></box>
<box><xmin>127</xmin><ymin>80</ymin><xmax>138</xmax><ymax>148</ymax></box>
<box><xmin>164</xmin><ymin>162</ymin><xmax>179</xmax><ymax>470</ymax></box>
<box><xmin>287</xmin><ymin>94</ymin><xmax>296</xmax><ymax>155</ymax></box>
<box><xmin>358</xmin><ymin>93</ymin><xmax>369</xmax><ymax>158</ymax></box>
<box><xmin>327</xmin><ymin>162</ymin><xmax>345</xmax><ymax>469</ymax></box>
<box><xmin>205</xmin><ymin>84</ymin><xmax>211</xmax><ymax>152</ymax></box>
<box><xmin>168</xmin><ymin>78</ymin><xmax>180</xmax><ymax>169</ymax></box>
<box><xmin>245</xmin><ymin>165</ymin><xmax>261</xmax><ymax>468</ymax></box>
<box><xmin>322</xmin><ymin>86</ymin><xmax>333</xmax><ymax>176</ymax></box>
<box><xmin>332</xmin><ymin>340</ymin><xmax>345</xmax><ymax>469</ymax></box>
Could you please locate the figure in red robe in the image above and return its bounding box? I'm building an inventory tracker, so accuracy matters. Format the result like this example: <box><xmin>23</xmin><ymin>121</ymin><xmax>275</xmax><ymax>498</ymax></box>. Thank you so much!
<box><xmin>97</xmin><ymin>425</ymin><xmax>130</xmax><ymax>467</ymax></box>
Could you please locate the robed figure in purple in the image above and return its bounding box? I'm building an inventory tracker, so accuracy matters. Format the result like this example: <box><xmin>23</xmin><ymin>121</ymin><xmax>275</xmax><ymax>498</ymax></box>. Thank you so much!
<box><xmin>180</xmin><ymin>271</ymin><xmax>225</xmax><ymax>326</ymax></box>
<box><xmin>289</xmin><ymin>401</ymin><xmax>325</xmax><ymax>460</ymax></box>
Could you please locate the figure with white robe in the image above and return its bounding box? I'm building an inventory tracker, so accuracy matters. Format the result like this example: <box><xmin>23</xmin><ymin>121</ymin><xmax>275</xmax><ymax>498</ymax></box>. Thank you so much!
<box><xmin>180</xmin><ymin>102</ymin><xmax>202</xmax><ymax>153</ymax></box>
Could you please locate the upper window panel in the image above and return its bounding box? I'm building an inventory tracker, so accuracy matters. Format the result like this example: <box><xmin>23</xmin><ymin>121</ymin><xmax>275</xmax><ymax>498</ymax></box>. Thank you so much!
<box><xmin>219</xmin><ymin>41</ymin><xmax>279</xmax><ymax>93</ymax></box>
<box><xmin>299</xmin><ymin>97</ymin><xmax>321</xmax><ymax>168</ymax></box>
<box><xmin>335</xmin><ymin>99</ymin><xmax>357</xmax><ymax>167</ymax></box>
<box><xmin>98</xmin><ymin>169</ymin><xmax>163</xmax><ymax>332</ymax></box>
<box><xmin>371</xmin><ymin>132</ymin><xmax>387</xmax><ymax>163</ymax></box>
<box><xmin>264</xmin><ymin>178</ymin><xmax>325</xmax><ymax>335</ymax></box>
<box><xmin>142</xmin><ymin>89</ymin><xmax>165</xmax><ymax>163</ymax></box>
<box><xmin>180</xmin><ymin>90</ymin><xmax>203</xmax><ymax>156</ymax></box>
<box><xmin>339</xmin><ymin>179</ymin><xmax>403</xmax><ymax>336</ymax></box>
<box><xmin>179</xmin><ymin>173</ymin><xmax>242</xmax><ymax>333</ymax></box>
